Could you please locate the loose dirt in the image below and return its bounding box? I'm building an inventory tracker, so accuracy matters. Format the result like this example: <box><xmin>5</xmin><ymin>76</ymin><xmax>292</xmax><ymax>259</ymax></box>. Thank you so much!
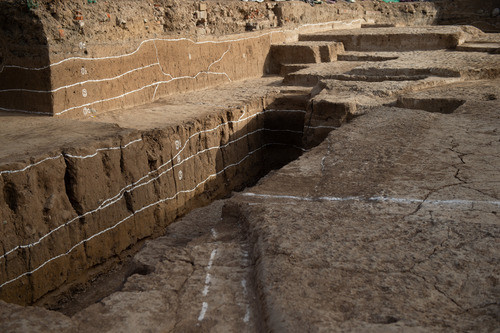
<box><xmin>0</xmin><ymin>0</ymin><xmax>499</xmax><ymax>332</ymax></box>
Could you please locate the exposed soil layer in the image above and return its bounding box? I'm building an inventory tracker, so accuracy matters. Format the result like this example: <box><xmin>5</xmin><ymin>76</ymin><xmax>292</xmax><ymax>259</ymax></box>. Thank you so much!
<box><xmin>0</xmin><ymin>1</ymin><xmax>499</xmax><ymax>331</ymax></box>
<box><xmin>229</xmin><ymin>79</ymin><xmax>500</xmax><ymax>331</ymax></box>
<box><xmin>1</xmin><ymin>0</ymin><xmax>497</xmax><ymax>118</ymax></box>
<box><xmin>0</xmin><ymin>77</ymin><xmax>308</xmax><ymax>305</ymax></box>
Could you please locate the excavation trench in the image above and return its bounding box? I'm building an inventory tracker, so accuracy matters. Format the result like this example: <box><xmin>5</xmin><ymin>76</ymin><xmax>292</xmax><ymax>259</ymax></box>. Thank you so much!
<box><xmin>34</xmin><ymin>92</ymin><xmax>334</xmax><ymax>314</ymax></box>
<box><xmin>1</xmin><ymin>89</ymin><xmax>352</xmax><ymax>308</ymax></box>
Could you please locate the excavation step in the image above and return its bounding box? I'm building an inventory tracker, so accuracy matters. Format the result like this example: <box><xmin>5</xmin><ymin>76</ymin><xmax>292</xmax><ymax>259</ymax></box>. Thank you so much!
<box><xmin>455</xmin><ymin>42</ymin><xmax>500</xmax><ymax>53</ymax></box>
<box><xmin>283</xmin><ymin>49</ymin><xmax>500</xmax><ymax>86</ymax></box>
<box><xmin>0</xmin><ymin>77</ymin><xmax>309</xmax><ymax>305</ymax></box>
<box><xmin>298</xmin><ymin>26</ymin><xmax>467</xmax><ymax>51</ymax></box>
<box><xmin>337</xmin><ymin>51</ymin><xmax>399</xmax><ymax>62</ymax></box>
<box><xmin>269</xmin><ymin>41</ymin><xmax>344</xmax><ymax>74</ymax></box>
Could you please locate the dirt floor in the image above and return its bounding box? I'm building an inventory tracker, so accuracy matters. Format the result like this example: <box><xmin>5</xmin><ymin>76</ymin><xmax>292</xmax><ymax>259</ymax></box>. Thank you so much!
<box><xmin>0</xmin><ymin>0</ymin><xmax>499</xmax><ymax>332</ymax></box>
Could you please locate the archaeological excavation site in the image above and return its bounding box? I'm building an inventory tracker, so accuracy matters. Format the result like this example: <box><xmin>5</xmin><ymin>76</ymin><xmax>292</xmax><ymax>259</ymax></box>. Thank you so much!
<box><xmin>0</xmin><ymin>0</ymin><xmax>499</xmax><ymax>331</ymax></box>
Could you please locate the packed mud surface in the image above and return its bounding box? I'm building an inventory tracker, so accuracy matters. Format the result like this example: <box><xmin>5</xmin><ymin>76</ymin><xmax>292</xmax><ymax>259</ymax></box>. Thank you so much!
<box><xmin>0</xmin><ymin>0</ymin><xmax>500</xmax><ymax>332</ymax></box>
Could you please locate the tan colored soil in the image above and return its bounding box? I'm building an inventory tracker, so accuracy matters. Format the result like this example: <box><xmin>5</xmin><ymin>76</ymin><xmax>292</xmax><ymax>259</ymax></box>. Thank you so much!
<box><xmin>0</xmin><ymin>1</ymin><xmax>499</xmax><ymax>331</ymax></box>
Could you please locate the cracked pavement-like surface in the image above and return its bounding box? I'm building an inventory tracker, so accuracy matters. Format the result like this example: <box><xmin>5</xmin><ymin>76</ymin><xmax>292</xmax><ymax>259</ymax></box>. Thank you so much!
<box><xmin>231</xmin><ymin>80</ymin><xmax>500</xmax><ymax>331</ymax></box>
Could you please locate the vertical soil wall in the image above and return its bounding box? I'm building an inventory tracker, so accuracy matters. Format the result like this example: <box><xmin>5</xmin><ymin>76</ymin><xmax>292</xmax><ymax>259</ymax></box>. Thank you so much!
<box><xmin>0</xmin><ymin>94</ymin><xmax>307</xmax><ymax>305</ymax></box>
<box><xmin>0</xmin><ymin>0</ymin><xmax>442</xmax><ymax>118</ymax></box>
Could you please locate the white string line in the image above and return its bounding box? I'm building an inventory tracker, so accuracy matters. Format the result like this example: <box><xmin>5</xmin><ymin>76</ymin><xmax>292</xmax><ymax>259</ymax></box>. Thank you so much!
<box><xmin>1</xmin><ymin>19</ymin><xmax>363</xmax><ymax>72</ymax></box>
<box><xmin>96</xmin><ymin>109</ymin><xmax>305</xmax><ymax>209</ymax></box>
<box><xmin>0</xmin><ymin>138</ymin><xmax>142</xmax><ymax>176</ymax></box>
<box><xmin>242</xmin><ymin>193</ymin><xmax>500</xmax><ymax>206</ymax></box>
<box><xmin>0</xmin><ymin>109</ymin><xmax>304</xmax><ymax>261</ymax></box>
<box><xmin>0</xmin><ymin>142</ymin><xmax>299</xmax><ymax>289</ymax></box>
<box><xmin>0</xmin><ymin>156</ymin><xmax>62</xmax><ymax>176</ymax></box>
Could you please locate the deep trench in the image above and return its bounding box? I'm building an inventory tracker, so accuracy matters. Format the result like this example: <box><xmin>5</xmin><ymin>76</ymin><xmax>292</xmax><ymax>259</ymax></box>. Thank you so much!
<box><xmin>35</xmin><ymin>91</ymin><xmax>338</xmax><ymax>315</ymax></box>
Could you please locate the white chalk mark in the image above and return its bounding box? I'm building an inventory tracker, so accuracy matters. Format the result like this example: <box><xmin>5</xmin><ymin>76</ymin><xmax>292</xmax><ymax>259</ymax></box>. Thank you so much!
<box><xmin>244</xmin><ymin>305</ymin><xmax>250</xmax><ymax>323</ymax></box>
<box><xmin>207</xmin><ymin>249</ymin><xmax>217</xmax><ymax>270</ymax></box>
<box><xmin>207</xmin><ymin>45</ymin><xmax>232</xmax><ymax>71</ymax></box>
<box><xmin>198</xmin><ymin>248</ymin><xmax>217</xmax><ymax>320</ymax></box>
<box><xmin>178</xmin><ymin>170</ymin><xmax>183</xmax><ymax>180</ymax></box>
<box><xmin>198</xmin><ymin>302</ymin><xmax>209</xmax><ymax>321</ymax></box>
<box><xmin>0</xmin><ymin>138</ymin><xmax>142</xmax><ymax>177</ymax></box>
<box><xmin>242</xmin><ymin>193</ymin><xmax>500</xmax><ymax>206</ymax></box>
<box><xmin>152</xmin><ymin>83</ymin><xmax>160</xmax><ymax>101</ymax></box>
<box><xmin>64</xmin><ymin>138</ymin><xmax>143</xmax><ymax>160</ymax></box>
<box><xmin>211</xmin><ymin>228</ymin><xmax>217</xmax><ymax>240</ymax></box>
<box><xmin>241</xmin><ymin>279</ymin><xmax>251</xmax><ymax>323</ymax></box>
<box><xmin>202</xmin><ymin>284</ymin><xmax>210</xmax><ymax>297</ymax></box>
<box><xmin>82</xmin><ymin>89</ymin><xmax>88</xmax><ymax>97</ymax></box>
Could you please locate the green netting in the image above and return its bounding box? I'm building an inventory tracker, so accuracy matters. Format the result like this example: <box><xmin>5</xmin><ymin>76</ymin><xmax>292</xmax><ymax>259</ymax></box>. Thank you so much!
<box><xmin>26</xmin><ymin>0</ymin><xmax>38</xmax><ymax>9</ymax></box>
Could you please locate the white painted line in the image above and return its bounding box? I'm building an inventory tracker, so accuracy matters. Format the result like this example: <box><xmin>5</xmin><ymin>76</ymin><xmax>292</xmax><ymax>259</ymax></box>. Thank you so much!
<box><xmin>241</xmin><ymin>279</ymin><xmax>251</xmax><ymax>323</ymax></box>
<box><xmin>198</xmin><ymin>248</ymin><xmax>217</xmax><ymax>321</ymax></box>
<box><xmin>202</xmin><ymin>284</ymin><xmax>210</xmax><ymax>297</ymax></box>
<box><xmin>207</xmin><ymin>249</ymin><xmax>217</xmax><ymax>270</ymax></box>
<box><xmin>207</xmin><ymin>45</ymin><xmax>232</xmax><ymax>71</ymax></box>
<box><xmin>0</xmin><ymin>155</ymin><xmax>62</xmax><ymax>176</ymax></box>
<box><xmin>242</xmin><ymin>193</ymin><xmax>500</xmax><ymax>206</ymax></box>
<box><xmin>198</xmin><ymin>302</ymin><xmax>209</xmax><ymax>321</ymax></box>
<box><xmin>0</xmin><ymin>138</ymin><xmax>142</xmax><ymax>175</ymax></box>
<box><xmin>202</xmin><ymin>274</ymin><xmax>211</xmax><ymax>296</ymax></box>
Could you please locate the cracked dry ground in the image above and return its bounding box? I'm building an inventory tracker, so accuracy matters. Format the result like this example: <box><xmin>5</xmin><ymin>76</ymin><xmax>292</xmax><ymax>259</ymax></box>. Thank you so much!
<box><xmin>2</xmin><ymin>80</ymin><xmax>498</xmax><ymax>332</ymax></box>
<box><xmin>232</xmin><ymin>80</ymin><xmax>500</xmax><ymax>331</ymax></box>
<box><xmin>1</xmin><ymin>47</ymin><xmax>500</xmax><ymax>333</ymax></box>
